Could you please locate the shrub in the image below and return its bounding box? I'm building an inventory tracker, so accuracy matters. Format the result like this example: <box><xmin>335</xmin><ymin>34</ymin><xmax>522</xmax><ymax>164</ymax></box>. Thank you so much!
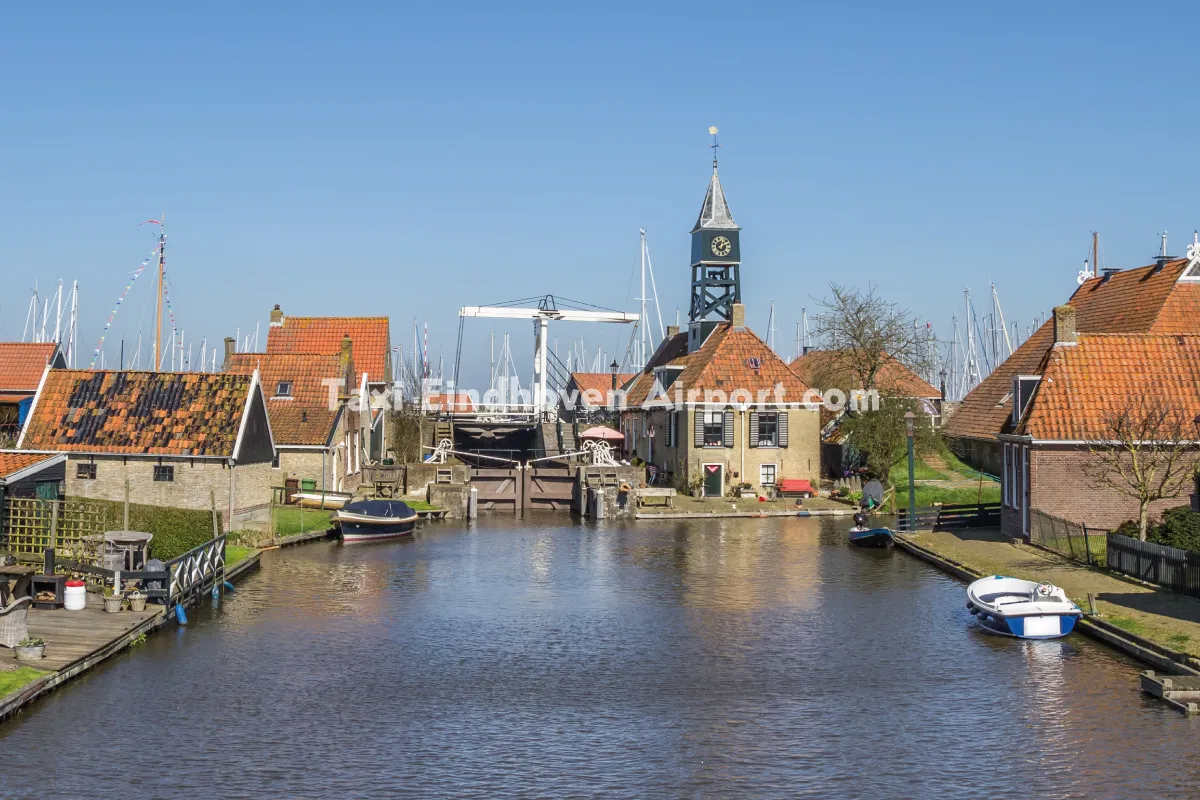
<box><xmin>88</xmin><ymin>499</ymin><xmax>222</xmax><ymax>561</ymax></box>
<box><xmin>1114</xmin><ymin>520</ymin><xmax>1141</xmax><ymax>539</ymax></box>
<box><xmin>1147</xmin><ymin>506</ymin><xmax>1200</xmax><ymax>553</ymax></box>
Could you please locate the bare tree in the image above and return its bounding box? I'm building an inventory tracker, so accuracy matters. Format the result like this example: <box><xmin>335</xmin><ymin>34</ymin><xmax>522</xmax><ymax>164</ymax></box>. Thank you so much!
<box><xmin>812</xmin><ymin>283</ymin><xmax>935</xmax><ymax>391</ymax></box>
<box><xmin>1084</xmin><ymin>401</ymin><xmax>1198</xmax><ymax>541</ymax></box>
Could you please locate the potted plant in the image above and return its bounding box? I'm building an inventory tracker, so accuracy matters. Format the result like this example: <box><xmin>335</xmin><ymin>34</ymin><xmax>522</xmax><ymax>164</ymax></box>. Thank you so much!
<box><xmin>127</xmin><ymin>589</ymin><xmax>147</xmax><ymax>613</ymax></box>
<box><xmin>15</xmin><ymin>636</ymin><xmax>45</xmax><ymax>662</ymax></box>
<box><xmin>102</xmin><ymin>586</ymin><xmax>123</xmax><ymax>613</ymax></box>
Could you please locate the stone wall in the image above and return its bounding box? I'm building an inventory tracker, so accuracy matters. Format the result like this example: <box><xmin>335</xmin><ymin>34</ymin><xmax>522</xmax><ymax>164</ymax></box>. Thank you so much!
<box><xmin>428</xmin><ymin>483</ymin><xmax>469</xmax><ymax>518</ymax></box>
<box><xmin>405</xmin><ymin>462</ymin><xmax>469</xmax><ymax>497</ymax></box>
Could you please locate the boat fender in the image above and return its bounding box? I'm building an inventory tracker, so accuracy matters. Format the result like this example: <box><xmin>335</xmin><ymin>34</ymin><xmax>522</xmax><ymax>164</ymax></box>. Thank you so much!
<box><xmin>174</xmin><ymin>604</ymin><xmax>188</xmax><ymax>625</ymax></box>
<box><xmin>223</xmin><ymin>581</ymin><xmax>236</xmax><ymax>592</ymax></box>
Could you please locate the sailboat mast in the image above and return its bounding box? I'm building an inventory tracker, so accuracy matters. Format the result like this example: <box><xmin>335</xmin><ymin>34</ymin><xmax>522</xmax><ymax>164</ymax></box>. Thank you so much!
<box><xmin>153</xmin><ymin>220</ymin><xmax>165</xmax><ymax>371</ymax></box>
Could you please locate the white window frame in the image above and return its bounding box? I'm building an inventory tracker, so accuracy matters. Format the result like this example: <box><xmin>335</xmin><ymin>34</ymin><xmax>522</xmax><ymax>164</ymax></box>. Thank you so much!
<box><xmin>760</xmin><ymin>463</ymin><xmax>777</xmax><ymax>487</ymax></box>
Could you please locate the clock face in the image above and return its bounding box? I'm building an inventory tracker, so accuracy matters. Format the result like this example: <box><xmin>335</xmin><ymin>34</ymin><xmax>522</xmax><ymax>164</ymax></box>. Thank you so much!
<box><xmin>710</xmin><ymin>236</ymin><xmax>732</xmax><ymax>257</ymax></box>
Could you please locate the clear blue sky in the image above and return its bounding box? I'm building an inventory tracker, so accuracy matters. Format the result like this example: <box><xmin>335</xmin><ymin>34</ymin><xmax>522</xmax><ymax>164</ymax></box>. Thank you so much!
<box><xmin>2</xmin><ymin>2</ymin><xmax>1198</xmax><ymax>386</ymax></box>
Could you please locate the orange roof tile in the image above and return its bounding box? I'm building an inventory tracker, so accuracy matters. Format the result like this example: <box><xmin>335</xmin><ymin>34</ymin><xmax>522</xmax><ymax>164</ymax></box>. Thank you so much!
<box><xmin>1018</xmin><ymin>333</ymin><xmax>1200</xmax><ymax>441</ymax></box>
<box><xmin>568</xmin><ymin>372</ymin><xmax>637</xmax><ymax>407</ymax></box>
<box><xmin>789</xmin><ymin>350</ymin><xmax>939</xmax><ymax>398</ymax></box>
<box><xmin>266</xmin><ymin>315</ymin><xmax>390</xmax><ymax>385</ymax></box>
<box><xmin>227</xmin><ymin>353</ymin><xmax>347</xmax><ymax>446</ymax></box>
<box><xmin>0</xmin><ymin>342</ymin><xmax>59</xmax><ymax>392</ymax></box>
<box><xmin>424</xmin><ymin>393</ymin><xmax>476</xmax><ymax>413</ymax></box>
<box><xmin>20</xmin><ymin>370</ymin><xmax>257</xmax><ymax>457</ymax></box>
<box><xmin>0</xmin><ymin>452</ymin><xmax>60</xmax><ymax>481</ymax></box>
<box><xmin>944</xmin><ymin>258</ymin><xmax>1200</xmax><ymax>442</ymax></box>
<box><xmin>624</xmin><ymin>324</ymin><xmax>812</xmax><ymax>407</ymax></box>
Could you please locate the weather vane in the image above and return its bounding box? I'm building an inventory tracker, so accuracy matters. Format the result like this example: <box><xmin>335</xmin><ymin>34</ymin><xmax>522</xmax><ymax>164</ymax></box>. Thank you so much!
<box><xmin>709</xmin><ymin>125</ymin><xmax>720</xmax><ymax>169</ymax></box>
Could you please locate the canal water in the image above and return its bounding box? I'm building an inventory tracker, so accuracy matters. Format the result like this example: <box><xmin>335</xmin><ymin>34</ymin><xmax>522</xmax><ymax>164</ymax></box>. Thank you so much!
<box><xmin>2</xmin><ymin>516</ymin><xmax>1198</xmax><ymax>799</ymax></box>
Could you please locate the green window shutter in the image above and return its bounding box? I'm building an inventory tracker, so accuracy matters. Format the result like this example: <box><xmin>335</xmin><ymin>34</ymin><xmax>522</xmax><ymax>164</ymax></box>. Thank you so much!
<box><xmin>723</xmin><ymin>410</ymin><xmax>734</xmax><ymax>448</ymax></box>
<box><xmin>778</xmin><ymin>411</ymin><xmax>789</xmax><ymax>448</ymax></box>
<box><xmin>748</xmin><ymin>411</ymin><xmax>759</xmax><ymax>448</ymax></box>
<box><xmin>694</xmin><ymin>410</ymin><xmax>704</xmax><ymax>447</ymax></box>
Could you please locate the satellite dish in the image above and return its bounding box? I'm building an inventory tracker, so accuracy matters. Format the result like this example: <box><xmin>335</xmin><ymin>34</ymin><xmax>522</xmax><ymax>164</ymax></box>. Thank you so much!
<box><xmin>863</xmin><ymin>480</ymin><xmax>884</xmax><ymax>507</ymax></box>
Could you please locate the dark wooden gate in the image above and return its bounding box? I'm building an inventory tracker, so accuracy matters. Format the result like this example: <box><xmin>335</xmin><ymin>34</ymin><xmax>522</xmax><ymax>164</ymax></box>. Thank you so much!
<box><xmin>470</xmin><ymin>468</ymin><xmax>522</xmax><ymax>512</ymax></box>
<box><xmin>523</xmin><ymin>466</ymin><xmax>575</xmax><ymax>511</ymax></box>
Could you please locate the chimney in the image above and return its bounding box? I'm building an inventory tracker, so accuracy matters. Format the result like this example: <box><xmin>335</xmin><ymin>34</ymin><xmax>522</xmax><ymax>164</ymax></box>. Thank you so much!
<box><xmin>731</xmin><ymin>303</ymin><xmax>746</xmax><ymax>330</ymax></box>
<box><xmin>339</xmin><ymin>334</ymin><xmax>353</xmax><ymax>375</ymax></box>
<box><xmin>222</xmin><ymin>336</ymin><xmax>236</xmax><ymax>370</ymax></box>
<box><xmin>270</xmin><ymin>304</ymin><xmax>284</xmax><ymax>326</ymax></box>
<box><xmin>1052</xmin><ymin>305</ymin><xmax>1076</xmax><ymax>345</ymax></box>
<box><xmin>666</xmin><ymin>324</ymin><xmax>680</xmax><ymax>339</ymax></box>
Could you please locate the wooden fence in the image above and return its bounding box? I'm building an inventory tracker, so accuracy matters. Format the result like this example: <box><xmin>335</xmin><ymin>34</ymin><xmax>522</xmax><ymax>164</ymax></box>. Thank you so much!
<box><xmin>1107</xmin><ymin>533</ymin><xmax>1200</xmax><ymax>599</ymax></box>
<box><xmin>1</xmin><ymin>497</ymin><xmax>106</xmax><ymax>563</ymax></box>
<box><xmin>896</xmin><ymin>503</ymin><xmax>1001</xmax><ymax>533</ymax></box>
<box><xmin>1029</xmin><ymin>509</ymin><xmax>1107</xmax><ymax>566</ymax></box>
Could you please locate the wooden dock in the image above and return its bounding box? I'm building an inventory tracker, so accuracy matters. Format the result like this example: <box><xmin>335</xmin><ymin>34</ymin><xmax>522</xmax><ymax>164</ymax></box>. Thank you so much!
<box><xmin>1140</xmin><ymin>671</ymin><xmax>1200</xmax><ymax>715</ymax></box>
<box><xmin>0</xmin><ymin>603</ymin><xmax>165</xmax><ymax>723</ymax></box>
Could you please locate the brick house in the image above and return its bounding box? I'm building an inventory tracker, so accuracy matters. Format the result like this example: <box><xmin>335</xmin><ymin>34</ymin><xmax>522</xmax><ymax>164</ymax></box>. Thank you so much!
<box><xmin>17</xmin><ymin>369</ymin><xmax>275</xmax><ymax>527</ymax></box>
<box><xmin>264</xmin><ymin>306</ymin><xmax>393</xmax><ymax>462</ymax></box>
<box><xmin>621</xmin><ymin>305</ymin><xmax>822</xmax><ymax>496</ymax></box>
<box><xmin>944</xmin><ymin>254</ymin><xmax>1200</xmax><ymax>478</ymax></box>
<box><xmin>227</xmin><ymin>349</ymin><xmax>357</xmax><ymax>493</ymax></box>
<box><xmin>999</xmin><ymin>308</ymin><xmax>1200</xmax><ymax>538</ymax></box>
<box><xmin>0</xmin><ymin>342</ymin><xmax>66</xmax><ymax>441</ymax></box>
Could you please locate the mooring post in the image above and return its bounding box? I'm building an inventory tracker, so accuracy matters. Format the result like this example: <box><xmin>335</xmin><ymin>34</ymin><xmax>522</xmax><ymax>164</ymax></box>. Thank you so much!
<box><xmin>124</xmin><ymin>478</ymin><xmax>130</xmax><ymax>531</ymax></box>
<box><xmin>1087</xmin><ymin>592</ymin><xmax>1097</xmax><ymax>615</ymax></box>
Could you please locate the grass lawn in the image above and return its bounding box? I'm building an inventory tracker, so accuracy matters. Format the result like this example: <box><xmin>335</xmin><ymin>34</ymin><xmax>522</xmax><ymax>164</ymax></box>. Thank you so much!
<box><xmin>271</xmin><ymin>507</ymin><xmax>333</xmax><ymax>536</ymax></box>
<box><xmin>889</xmin><ymin>461</ymin><xmax>948</xmax><ymax>483</ymax></box>
<box><xmin>224</xmin><ymin>544</ymin><xmax>257</xmax><ymax>568</ymax></box>
<box><xmin>0</xmin><ymin>667</ymin><xmax>48</xmax><ymax>698</ymax></box>
<box><xmin>895</xmin><ymin>483</ymin><xmax>1001</xmax><ymax>509</ymax></box>
<box><xmin>405</xmin><ymin>499</ymin><xmax>440</xmax><ymax>512</ymax></box>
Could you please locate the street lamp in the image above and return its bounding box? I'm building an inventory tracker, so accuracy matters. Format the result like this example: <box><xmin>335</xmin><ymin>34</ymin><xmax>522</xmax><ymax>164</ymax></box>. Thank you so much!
<box><xmin>904</xmin><ymin>410</ymin><xmax>917</xmax><ymax>529</ymax></box>
<box><xmin>610</xmin><ymin>359</ymin><xmax>620</xmax><ymax>392</ymax></box>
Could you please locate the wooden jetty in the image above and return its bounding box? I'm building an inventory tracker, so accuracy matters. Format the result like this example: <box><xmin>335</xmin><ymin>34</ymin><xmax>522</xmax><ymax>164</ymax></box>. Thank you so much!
<box><xmin>1140</xmin><ymin>671</ymin><xmax>1200</xmax><ymax>715</ymax></box>
<box><xmin>0</xmin><ymin>603</ymin><xmax>165</xmax><ymax>723</ymax></box>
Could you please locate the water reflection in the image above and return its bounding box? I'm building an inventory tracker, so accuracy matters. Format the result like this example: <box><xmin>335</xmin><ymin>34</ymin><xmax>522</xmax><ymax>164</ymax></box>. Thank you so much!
<box><xmin>1</xmin><ymin>515</ymin><xmax>1197</xmax><ymax>799</ymax></box>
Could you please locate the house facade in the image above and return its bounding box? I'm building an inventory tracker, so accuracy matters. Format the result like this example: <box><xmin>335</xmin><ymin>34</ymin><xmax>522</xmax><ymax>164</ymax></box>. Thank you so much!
<box><xmin>0</xmin><ymin>342</ymin><xmax>66</xmax><ymax>442</ymax></box>
<box><xmin>227</xmin><ymin>349</ymin><xmax>358</xmax><ymax>493</ymax></box>
<box><xmin>17</xmin><ymin>369</ymin><xmax>276</xmax><ymax>527</ymax></box>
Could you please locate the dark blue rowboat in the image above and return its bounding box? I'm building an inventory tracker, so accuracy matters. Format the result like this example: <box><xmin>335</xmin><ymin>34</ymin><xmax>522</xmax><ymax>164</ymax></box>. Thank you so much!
<box><xmin>849</xmin><ymin>527</ymin><xmax>895</xmax><ymax>548</ymax></box>
<box><xmin>335</xmin><ymin>500</ymin><xmax>418</xmax><ymax>542</ymax></box>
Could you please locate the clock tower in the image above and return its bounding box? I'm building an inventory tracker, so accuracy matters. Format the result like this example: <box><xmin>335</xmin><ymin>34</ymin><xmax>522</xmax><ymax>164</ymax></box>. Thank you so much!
<box><xmin>688</xmin><ymin>129</ymin><xmax>742</xmax><ymax>351</ymax></box>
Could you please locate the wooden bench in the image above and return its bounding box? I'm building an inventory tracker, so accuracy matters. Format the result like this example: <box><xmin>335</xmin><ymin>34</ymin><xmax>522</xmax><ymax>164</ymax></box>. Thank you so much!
<box><xmin>776</xmin><ymin>479</ymin><xmax>815</xmax><ymax>498</ymax></box>
<box><xmin>635</xmin><ymin>488</ymin><xmax>676</xmax><ymax>509</ymax></box>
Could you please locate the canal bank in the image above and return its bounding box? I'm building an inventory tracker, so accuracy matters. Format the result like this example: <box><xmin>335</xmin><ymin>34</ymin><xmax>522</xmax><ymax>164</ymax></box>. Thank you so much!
<box><xmin>895</xmin><ymin>527</ymin><xmax>1200</xmax><ymax>677</ymax></box>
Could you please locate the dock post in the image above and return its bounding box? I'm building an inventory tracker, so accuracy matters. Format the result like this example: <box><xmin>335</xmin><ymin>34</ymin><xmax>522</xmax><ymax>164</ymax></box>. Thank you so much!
<box><xmin>1087</xmin><ymin>593</ymin><xmax>1097</xmax><ymax>615</ymax></box>
<box><xmin>468</xmin><ymin>486</ymin><xmax>478</xmax><ymax>521</ymax></box>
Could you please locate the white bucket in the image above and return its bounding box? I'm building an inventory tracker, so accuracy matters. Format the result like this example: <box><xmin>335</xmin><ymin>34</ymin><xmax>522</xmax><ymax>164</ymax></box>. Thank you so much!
<box><xmin>64</xmin><ymin>581</ymin><xmax>87</xmax><ymax>611</ymax></box>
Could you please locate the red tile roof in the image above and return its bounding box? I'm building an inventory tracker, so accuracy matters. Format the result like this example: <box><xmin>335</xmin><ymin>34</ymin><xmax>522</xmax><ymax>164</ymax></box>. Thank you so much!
<box><xmin>568</xmin><ymin>372</ymin><xmax>637</xmax><ymax>408</ymax></box>
<box><xmin>0</xmin><ymin>342</ymin><xmax>59</xmax><ymax>393</ymax></box>
<box><xmin>1017</xmin><ymin>333</ymin><xmax>1200</xmax><ymax>441</ymax></box>
<box><xmin>624</xmin><ymin>324</ymin><xmax>813</xmax><ymax>407</ymax></box>
<box><xmin>20</xmin><ymin>370</ymin><xmax>257</xmax><ymax>456</ymax></box>
<box><xmin>424</xmin><ymin>393</ymin><xmax>476</xmax><ymax>413</ymax></box>
<box><xmin>789</xmin><ymin>350</ymin><xmax>939</xmax><ymax>398</ymax></box>
<box><xmin>944</xmin><ymin>258</ymin><xmax>1200</xmax><ymax>442</ymax></box>
<box><xmin>0</xmin><ymin>452</ymin><xmax>59</xmax><ymax>481</ymax></box>
<box><xmin>266</xmin><ymin>315</ymin><xmax>390</xmax><ymax>385</ymax></box>
<box><xmin>227</xmin><ymin>353</ymin><xmax>347</xmax><ymax>446</ymax></box>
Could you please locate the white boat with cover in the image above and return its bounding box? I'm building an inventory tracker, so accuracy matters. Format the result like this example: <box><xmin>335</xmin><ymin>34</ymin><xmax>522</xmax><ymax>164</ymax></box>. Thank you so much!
<box><xmin>965</xmin><ymin>575</ymin><xmax>1081</xmax><ymax>639</ymax></box>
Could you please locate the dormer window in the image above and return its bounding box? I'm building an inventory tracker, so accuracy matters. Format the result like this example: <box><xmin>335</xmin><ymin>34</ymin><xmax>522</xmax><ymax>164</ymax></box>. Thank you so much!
<box><xmin>276</xmin><ymin>381</ymin><xmax>293</xmax><ymax>397</ymax></box>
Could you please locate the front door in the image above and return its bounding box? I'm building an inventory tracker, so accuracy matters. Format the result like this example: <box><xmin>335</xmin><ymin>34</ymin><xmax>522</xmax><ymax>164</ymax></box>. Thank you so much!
<box><xmin>703</xmin><ymin>463</ymin><xmax>723</xmax><ymax>498</ymax></box>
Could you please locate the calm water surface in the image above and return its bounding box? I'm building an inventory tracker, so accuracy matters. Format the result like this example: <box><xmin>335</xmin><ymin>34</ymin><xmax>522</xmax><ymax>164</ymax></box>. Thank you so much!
<box><xmin>2</xmin><ymin>516</ymin><xmax>1198</xmax><ymax>799</ymax></box>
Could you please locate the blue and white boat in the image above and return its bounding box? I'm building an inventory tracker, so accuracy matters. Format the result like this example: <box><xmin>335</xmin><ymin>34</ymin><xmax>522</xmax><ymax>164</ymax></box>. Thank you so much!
<box><xmin>335</xmin><ymin>499</ymin><xmax>418</xmax><ymax>543</ymax></box>
<box><xmin>966</xmin><ymin>575</ymin><xmax>1081</xmax><ymax>639</ymax></box>
<box><xmin>848</xmin><ymin>526</ymin><xmax>895</xmax><ymax>548</ymax></box>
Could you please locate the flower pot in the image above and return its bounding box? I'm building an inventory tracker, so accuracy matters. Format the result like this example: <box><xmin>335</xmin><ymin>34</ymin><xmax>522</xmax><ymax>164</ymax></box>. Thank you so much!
<box><xmin>103</xmin><ymin>595</ymin><xmax>123</xmax><ymax>613</ymax></box>
<box><xmin>127</xmin><ymin>593</ymin><xmax>146</xmax><ymax>612</ymax></box>
<box><xmin>15</xmin><ymin>645</ymin><xmax>45</xmax><ymax>662</ymax></box>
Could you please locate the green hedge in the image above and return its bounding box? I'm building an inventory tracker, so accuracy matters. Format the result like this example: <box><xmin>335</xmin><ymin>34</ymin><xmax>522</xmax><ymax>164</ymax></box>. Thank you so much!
<box><xmin>87</xmin><ymin>499</ymin><xmax>223</xmax><ymax>561</ymax></box>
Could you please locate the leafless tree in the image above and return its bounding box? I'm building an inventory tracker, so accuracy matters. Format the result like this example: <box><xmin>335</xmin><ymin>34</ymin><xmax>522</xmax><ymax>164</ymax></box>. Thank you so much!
<box><xmin>812</xmin><ymin>283</ymin><xmax>935</xmax><ymax>391</ymax></box>
<box><xmin>1084</xmin><ymin>401</ymin><xmax>1198</xmax><ymax>540</ymax></box>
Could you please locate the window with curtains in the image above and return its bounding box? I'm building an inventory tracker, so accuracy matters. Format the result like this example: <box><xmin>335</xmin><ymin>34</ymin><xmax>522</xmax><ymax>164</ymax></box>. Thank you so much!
<box><xmin>756</xmin><ymin>412</ymin><xmax>778</xmax><ymax>447</ymax></box>
<box><xmin>703</xmin><ymin>411</ymin><xmax>724</xmax><ymax>447</ymax></box>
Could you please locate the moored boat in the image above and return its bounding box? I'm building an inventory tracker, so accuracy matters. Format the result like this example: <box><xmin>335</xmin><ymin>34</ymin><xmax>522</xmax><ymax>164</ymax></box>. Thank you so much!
<box><xmin>335</xmin><ymin>499</ymin><xmax>418</xmax><ymax>542</ymax></box>
<box><xmin>293</xmin><ymin>490</ymin><xmax>353</xmax><ymax>510</ymax></box>
<box><xmin>848</xmin><ymin>527</ymin><xmax>895</xmax><ymax>548</ymax></box>
<box><xmin>966</xmin><ymin>575</ymin><xmax>1082</xmax><ymax>639</ymax></box>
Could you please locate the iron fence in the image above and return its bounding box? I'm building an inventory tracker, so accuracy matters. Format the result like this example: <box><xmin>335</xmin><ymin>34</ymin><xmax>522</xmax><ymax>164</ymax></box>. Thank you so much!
<box><xmin>1029</xmin><ymin>509</ymin><xmax>1107</xmax><ymax>566</ymax></box>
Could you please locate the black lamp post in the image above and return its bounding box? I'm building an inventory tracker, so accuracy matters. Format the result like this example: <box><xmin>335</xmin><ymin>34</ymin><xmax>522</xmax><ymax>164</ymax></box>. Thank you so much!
<box><xmin>610</xmin><ymin>359</ymin><xmax>620</xmax><ymax>392</ymax></box>
<box><xmin>905</xmin><ymin>410</ymin><xmax>917</xmax><ymax>527</ymax></box>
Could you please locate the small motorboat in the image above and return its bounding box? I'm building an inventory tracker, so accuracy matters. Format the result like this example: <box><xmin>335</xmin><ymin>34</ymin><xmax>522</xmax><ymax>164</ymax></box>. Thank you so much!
<box><xmin>849</xmin><ymin>527</ymin><xmax>895</xmax><ymax>548</ymax></box>
<box><xmin>335</xmin><ymin>499</ymin><xmax>418</xmax><ymax>542</ymax></box>
<box><xmin>293</xmin><ymin>490</ymin><xmax>353</xmax><ymax>510</ymax></box>
<box><xmin>966</xmin><ymin>575</ymin><xmax>1082</xmax><ymax>639</ymax></box>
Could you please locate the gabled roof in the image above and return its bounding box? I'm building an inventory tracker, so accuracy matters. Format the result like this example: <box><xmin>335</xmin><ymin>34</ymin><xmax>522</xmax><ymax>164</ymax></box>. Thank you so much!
<box><xmin>789</xmin><ymin>350</ymin><xmax>939</xmax><ymax>399</ymax></box>
<box><xmin>19</xmin><ymin>370</ymin><xmax>260</xmax><ymax>457</ymax></box>
<box><xmin>266</xmin><ymin>315</ymin><xmax>390</xmax><ymax>385</ymax></box>
<box><xmin>944</xmin><ymin>258</ymin><xmax>1200</xmax><ymax>441</ymax></box>
<box><xmin>692</xmin><ymin>165</ymin><xmax>739</xmax><ymax>232</ymax></box>
<box><xmin>0</xmin><ymin>452</ymin><xmax>63</xmax><ymax>482</ymax></box>
<box><xmin>227</xmin><ymin>353</ymin><xmax>346</xmax><ymax>446</ymax></box>
<box><xmin>1017</xmin><ymin>333</ymin><xmax>1200</xmax><ymax>441</ymax></box>
<box><xmin>0</xmin><ymin>343</ymin><xmax>61</xmax><ymax>392</ymax></box>
<box><xmin>568</xmin><ymin>372</ymin><xmax>637</xmax><ymax>407</ymax></box>
<box><xmin>624</xmin><ymin>323</ymin><xmax>812</xmax><ymax>407</ymax></box>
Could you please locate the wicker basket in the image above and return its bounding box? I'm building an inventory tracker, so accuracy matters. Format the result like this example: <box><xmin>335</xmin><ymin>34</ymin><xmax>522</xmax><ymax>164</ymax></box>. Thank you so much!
<box><xmin>102</xmin><ymin>595</ymin><xmax>123</xmax><ymax>613</ymax></box>
<box><xmin>127</xmin><ymin>592</ymin><xmax>146</xmax><ymax>612</ymax></box>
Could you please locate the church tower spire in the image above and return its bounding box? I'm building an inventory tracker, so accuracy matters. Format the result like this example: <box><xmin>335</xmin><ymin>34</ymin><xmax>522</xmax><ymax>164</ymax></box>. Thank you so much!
<box><xmin>688</xmin><ymin>127</ymin><xmax>742</xmax><ymax>350</ymax></box>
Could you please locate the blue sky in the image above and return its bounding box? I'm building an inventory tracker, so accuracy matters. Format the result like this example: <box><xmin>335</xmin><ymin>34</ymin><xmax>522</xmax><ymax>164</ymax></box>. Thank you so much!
<box><xmin>2</xmin><ymin>2</ymin><xmax>1198</xmax><ymax>386</ymax></box>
